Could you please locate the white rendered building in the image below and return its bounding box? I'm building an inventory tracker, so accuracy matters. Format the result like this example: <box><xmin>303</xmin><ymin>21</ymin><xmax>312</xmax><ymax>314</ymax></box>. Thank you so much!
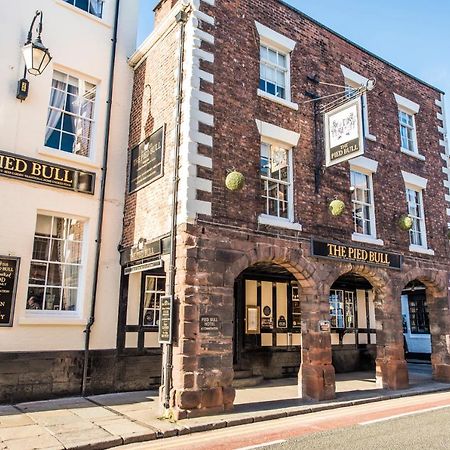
<box><xmin>0</xmin><ymin>0</ymin><xmax>139</xmax><ymax>402</ymax></box>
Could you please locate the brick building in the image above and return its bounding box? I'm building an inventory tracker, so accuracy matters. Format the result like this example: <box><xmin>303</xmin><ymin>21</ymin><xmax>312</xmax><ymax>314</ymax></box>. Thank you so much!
<box><xmin>120</xmin><ymin>0</ymin><xmax>450</xmax><ymax>418</ymax></box>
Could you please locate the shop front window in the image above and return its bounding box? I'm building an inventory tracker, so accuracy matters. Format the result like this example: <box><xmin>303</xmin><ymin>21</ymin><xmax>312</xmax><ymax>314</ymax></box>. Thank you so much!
<box><xmin>408</xmin><ymin>295</ymin><xmax>430</xmax><ymax>334</ymax></box>
<box><xmin>27</xmin><ymin>214</ymin><xmax>84</xmax><ymax>312</ymax></box>
<box><xmin>142</xmin><ymin>275</ymin><xmax>165</xmax><ymax>327</ymax></box>
<box><xmin>329</xmin><ymin>290</ymin><xmax>355</xmax><ymax>329</ymax></box>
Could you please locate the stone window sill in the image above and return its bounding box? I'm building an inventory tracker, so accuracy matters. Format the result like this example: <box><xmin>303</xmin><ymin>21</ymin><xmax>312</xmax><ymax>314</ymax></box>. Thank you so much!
<box><xmin>401</xmin><ymin>148</ymin><xmax>426</xmax><ymax>161</ymax></box>
<box><xmin>19</xmin><ymin>313</ymin><xmax>85</xmax><ymax>326</ymax></box>
<box><xmin>409</xmin><ymin>244</ymin><xmax>435</xmax><ymax>256</ymax></box>
<box><xmin>39</xmin><ymin>147</ymin><xmax>101</xmax><ymax>170</ymax></box>
<box><xmin>258</xmin><ymin>214</ymin><xmax>302</xmax><ymax>231</ymax></box>
<box><xmin>366</xmin><ymin>133</ymin><xmax>377</xmax><ymax>142</ymax></box>
<box><xmin>257</xmin><ymin>89</ymin><xmax>299</xmax><ymax>111</ymax></box>
<box><xmin>351</xmin><ymin>233</ymin><xmax>384</xmax><ymax>246</ymax></box>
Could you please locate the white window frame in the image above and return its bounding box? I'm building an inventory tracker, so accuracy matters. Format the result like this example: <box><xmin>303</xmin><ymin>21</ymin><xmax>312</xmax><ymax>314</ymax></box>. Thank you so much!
<box><xmin>23</xmin><ymin>212</ymin><xmax>88</xmax><ymax>324</ymax></box>
<box><xmin>341</xmin><ymin>65</ymin><xmax>376</xmax><ymax>142</ymax></box>
<box><xmin>43</xmin><ymin>68</ymin><xmax>98</xmax><ymax>162</ymax></box>
<box><xmin>394</xmin><ymin>93</ymin><xmax>424</xmax><ymax>160</ymax></box>
<box><xmin>401</xmin><ymin>171</ymin><xmax>434</xmax><ymax>255</ymax></box>
<box><xmin>61</xmin><ymin>0</ymin><xmax>104</xmax><ymax>19</ymax></box>
<box><xmin>349</xmin><ymin>157</ymin><xmax>383</xmax><ymax>246</ymax></box>
<box><xmin>256</xmin><ymin>119</ymin><xmax>301</xmax><ymax>231</ymax></box>
<box><xmin>255</xmin><ymin>21</ymin><xmax>298</xmax><ymax>111</ymax></box>
<box><xmin>142</xmin><ymin>275</ymin><xmax>165</xmax><ymax>328</ymax></box>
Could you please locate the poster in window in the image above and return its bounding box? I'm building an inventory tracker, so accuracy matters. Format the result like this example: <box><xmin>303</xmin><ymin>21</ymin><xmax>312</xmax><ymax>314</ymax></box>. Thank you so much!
<box><xmin>129</xmin><ymin>126</ymin><xmax>165</xmax><ymax>193</ymax></box>
<box><xmin>324</xmin><ymin>97</ymin><xmax>364</xmax><ymax>167</ymax></box>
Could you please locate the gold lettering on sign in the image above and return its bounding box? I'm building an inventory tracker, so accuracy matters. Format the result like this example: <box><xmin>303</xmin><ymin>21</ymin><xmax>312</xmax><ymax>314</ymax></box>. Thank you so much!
<box><xmin>15</xmin><ymin>159</ymin><xmax>27</xmax><ymax>173</ymax></box>
<box><xmin>327</xmin><ymin>244</ymin><xmax>390</xmax><ymax>266</ymax></box>
<box><xmin>31</xmin><ymin>162</ymin><xmax>41</xmax><ymax>176</ymax></box>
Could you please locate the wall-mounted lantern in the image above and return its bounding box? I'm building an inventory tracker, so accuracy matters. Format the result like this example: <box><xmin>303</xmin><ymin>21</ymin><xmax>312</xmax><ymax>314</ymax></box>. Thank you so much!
<box><xmin>16</xmin><ymin>10</ymin><xmax>52</xmax><ymax>101</ymax></box>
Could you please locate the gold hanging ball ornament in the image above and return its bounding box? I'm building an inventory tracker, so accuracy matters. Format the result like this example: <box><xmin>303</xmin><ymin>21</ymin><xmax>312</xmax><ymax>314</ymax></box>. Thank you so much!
<box><xmin>399</xmin><ymin>215</ymin><xmax>414</xmax><ymax>231</ymax></box>
<box><xmin>225</xmin><ymin>170</ymin><xmax>245</xmax><ymax>191</ymax></box>
<box><xmin>329</xmin><ymin>199</ymin><xmax>345</xmax><ymax>217</ymax></box>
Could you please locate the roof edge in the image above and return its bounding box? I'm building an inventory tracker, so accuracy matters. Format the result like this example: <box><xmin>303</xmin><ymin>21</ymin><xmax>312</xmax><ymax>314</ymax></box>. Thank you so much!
<box><xmin>278</xmin><ymin>0</ymin><xmax>445</xmax><ymax>95</ymax></box>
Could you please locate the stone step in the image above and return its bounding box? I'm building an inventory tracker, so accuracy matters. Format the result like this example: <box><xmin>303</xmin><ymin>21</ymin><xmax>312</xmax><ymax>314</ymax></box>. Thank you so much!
<box><xmin>233</xmin><ymin>370</ymin><xmax>254</xmax><ymax>380</ymax></box>
<box><xmin>232</xmin><ymin>375</ymin><xmax>264</xmax><ymax>389</ymax></box>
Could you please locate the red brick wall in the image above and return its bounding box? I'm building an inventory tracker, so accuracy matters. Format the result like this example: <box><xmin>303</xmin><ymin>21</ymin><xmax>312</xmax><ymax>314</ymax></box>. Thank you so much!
<box><xmin>122</xmin><ymin>25</ymin><xmax>179</xmax><ymax>249</ymax></box>
<box><xmin>200</xmin><ymin>0</ymin><xmax>448</xmax><ymax>263</ymax></box>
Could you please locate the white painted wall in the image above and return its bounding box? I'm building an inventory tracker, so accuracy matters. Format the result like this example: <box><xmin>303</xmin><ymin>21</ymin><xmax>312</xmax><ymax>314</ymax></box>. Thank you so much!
<box><xmin>0</xmin><ymin>0</ymin><xmax>138</xmax><ymax>351</ymax></box>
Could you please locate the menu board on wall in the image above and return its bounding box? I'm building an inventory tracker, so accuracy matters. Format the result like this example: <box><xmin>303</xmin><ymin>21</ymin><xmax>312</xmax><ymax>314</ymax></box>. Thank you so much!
<box><xmin>129</xmin><ymin>126</ymin><xmax>165</xmax><ymax>193</ymax></box>
<box><xmin>0</xmin><ymin>256</ymin><xmax>20</xmax><ymax>327</ymax></box>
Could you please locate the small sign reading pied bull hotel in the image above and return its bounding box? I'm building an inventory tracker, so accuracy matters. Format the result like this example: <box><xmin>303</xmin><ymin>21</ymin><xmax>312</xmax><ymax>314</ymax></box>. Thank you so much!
<box><xmin>0</xmin><ymin>150</ymin><xmax>95</xmax><ymax>194</ymax></box>
<box><xmin>324</xmin><ymin>97</ymin><xmax>365</xmax><ymax>167</ymax></box>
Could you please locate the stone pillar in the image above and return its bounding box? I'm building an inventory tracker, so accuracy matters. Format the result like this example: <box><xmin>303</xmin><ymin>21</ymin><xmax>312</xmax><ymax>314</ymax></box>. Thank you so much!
<box><xmin>429</xmin><ymin>295</ymin><xmax>450</xmax><ymax>382</ymax></box>
<box><xmin>299</xmin><ymin>292</ymin><xmax>335</xmax><ymax>401</ymax></box>
<box><xmin>374</xmin><ymin>288</ymin><xmax>409</xmax><ymax>390</ymax></box>
<box><xmin>168</xmin><ymin>228</ymin><xmax>236</xmax><ymax>420</ymax></box>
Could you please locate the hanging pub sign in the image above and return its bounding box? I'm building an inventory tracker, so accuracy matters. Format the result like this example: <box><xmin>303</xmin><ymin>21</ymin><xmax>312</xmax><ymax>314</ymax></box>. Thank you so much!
<box><xmin>0</xmin><ymin>256</ymin><xmax>20</xmax><ymax>327</ymax></box>
<box><xmin>158</xmin><ymin>295</ymin><xmax>173</xmax><ymax>344</ymax></box>
<box><xmin>129</xmin><ymin>125</ymin><xmax>165</xmax><ymax>193</ymax></box>
<box><xmin>311</xmin><ymin>239</ymin><xmax>402</xmax><ymax>270</ymax></box>
<box><xmin>324</xmin><ymin>97</ymin><xmax>364</xmax><ymax>167</ymax></box>
<box><xmin>0</xmin><ymin>151</ymin><xmax>95</xmax><ymax>194</ymax></box>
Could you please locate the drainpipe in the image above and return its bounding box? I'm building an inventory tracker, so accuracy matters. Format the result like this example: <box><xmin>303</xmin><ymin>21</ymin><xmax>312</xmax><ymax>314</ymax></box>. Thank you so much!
<box><xmin>81</xmin><ymin>0</ymin><xmax>121</xmax><ymax>397</ymax></box>
<box><xmin>161</xmin><ymin>7</ymin><xmax>189</xmax><ymax>414</ymax></box>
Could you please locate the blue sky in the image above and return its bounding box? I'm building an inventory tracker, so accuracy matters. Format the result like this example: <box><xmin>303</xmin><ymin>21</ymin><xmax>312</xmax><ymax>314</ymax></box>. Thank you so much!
<box><xmin>137</xmin><ymin>0</ymin><xmax>450</xmax><ymax>113</ymax></box>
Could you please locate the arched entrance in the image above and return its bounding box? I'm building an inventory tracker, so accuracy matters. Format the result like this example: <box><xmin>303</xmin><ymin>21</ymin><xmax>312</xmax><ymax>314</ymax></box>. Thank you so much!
<box><xmin>397</xmin><ymin>271</ymin><xmax>450</xmax><ymax>384</ymax></box>
<box><xmin>233</xmin><ymin>262</ymin><xmax>302</xmax><ymax>382</ymax></box>
<box><xmin>329</xmin><ymin>273</ymin><xmax>377</xmax><ymax>375</ymax></box>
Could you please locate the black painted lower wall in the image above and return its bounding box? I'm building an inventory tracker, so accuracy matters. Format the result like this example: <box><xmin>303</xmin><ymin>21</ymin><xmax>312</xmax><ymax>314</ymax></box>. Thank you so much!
<box><xmin>0</xmin><ymin>349</ymin><xmax>162</xmax><ymax>404</ymax></box>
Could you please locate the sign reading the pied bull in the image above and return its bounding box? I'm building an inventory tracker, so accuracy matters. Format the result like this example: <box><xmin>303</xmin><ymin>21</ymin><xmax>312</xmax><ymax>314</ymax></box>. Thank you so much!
<box><xmin>311</xmin><ymin>240</ymin><xmax>402</xmax><ymax>270</ymax></box>
<box><xmin>324</xmin><ymin>97</ymin><xmax>365</xmax><ymax>167</ymax></box>
<box><xmin>0</xmin><ymin>256</ymin><xmax>20</xmax><ymax>327</ymax></box>
<box><xmin>0</xmin><ymin>151</ymin><xmax>95</xmax><ymax>194</ymax></box>
<box><xmin>129</xmin><ymin>126</ymin><xmax>165</xmax><ymax>193</ymax></box>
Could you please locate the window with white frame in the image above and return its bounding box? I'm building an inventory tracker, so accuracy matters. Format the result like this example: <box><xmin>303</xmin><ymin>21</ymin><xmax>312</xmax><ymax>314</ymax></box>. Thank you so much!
<box><xmin>351</xmin><ymin>170</ymin><xmax>375</xmax><ymax>237</ymax></box>
<box><xmin>27</xmin><ymin>215</ymin><xmax>84</xmax><ymax>312</ymax></box>
<box><xmin>259</xmin><ymin>45</ymin><xmax>288</xmax><ymax>99</ymax></box>
<box><xmin>45</xmin><ymin>70</ymin><xmax>97</xmax><ymax>157</ymax></box>
<box><xmin>341</xmin><ymin>65</ymin><xmax>376</xmax><ymax>141</ymax></box>
<box><xmin>406</xmin><ymin>188</ymin><xmax>426</xmax><ymax>247</ymax></box>
<box><xmin>399</xmin><ymin>110</ymin><xmax>417</xmax><ymax>152</ymax></box>
<box><xmin>394</xmin><ymin>93</ymin><xmax>421</xmax><ymax>157</ymax></box>
<box><xmin>142</xmin><ymin>275</ymin><xmax>165</xmax><ymax>327</ymax></box>
<box><xmin>260</xmin><ymin>142</ymin><xmax>291</xmax><ymax>219</ymax></box>
<box><xmin>64</xmin><ymin>0</ymin><xmax>104</xmax><ymax>18</ymax></box>
<box><xmin>255</xmin><ymin>21</ymin><xmax>297</xmax><ymax>108</ymax></box>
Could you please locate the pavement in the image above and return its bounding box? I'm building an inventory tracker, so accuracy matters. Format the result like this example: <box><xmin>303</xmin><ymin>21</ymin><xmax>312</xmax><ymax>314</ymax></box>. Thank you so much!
<box><xmin>0</xmin><ymin>363</ymin><xmax>449</xmax><ymax>450</ymax></box>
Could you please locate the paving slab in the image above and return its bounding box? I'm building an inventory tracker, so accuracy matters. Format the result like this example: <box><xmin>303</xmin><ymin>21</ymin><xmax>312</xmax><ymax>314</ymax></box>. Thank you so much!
<box><xmin>53</xmin><ymin>427</ymin><xmax>121</xmax><ymax>450</ymax></box>
<box><xmin>2</xmin><ymin>433</ymin><xmax>63</xmax><ymax>450</ymax></box>
<box><xmin>0</xmin><ymin>424</ymin><xmax>51</xmax><ymax>441</ymax></box>
<box><xmin>96</xmin><ymin>418</ymin><xmax>157</xmax><ymax>444</ymax></box>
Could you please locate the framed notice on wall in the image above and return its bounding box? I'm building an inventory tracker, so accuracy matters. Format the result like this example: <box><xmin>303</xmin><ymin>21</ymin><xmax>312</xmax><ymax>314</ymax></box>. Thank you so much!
<box><xmin>324</xmin><ymin>97</ymin><xmax>364</xmax><ymax>167</ymax></box>
<box><xmin>129</xmin><ymin>125</ymin><xmax>165</xmax><ymax>193</ymax></box>
<box><xmin>246</xmin><ymin>306</ymin><xmax>260</xmax><ymax>334</ymax></box>
<box><xmin>0</xmin><ymin>256</ymin><xmax>20</xmax><ymax>327</ymax></box>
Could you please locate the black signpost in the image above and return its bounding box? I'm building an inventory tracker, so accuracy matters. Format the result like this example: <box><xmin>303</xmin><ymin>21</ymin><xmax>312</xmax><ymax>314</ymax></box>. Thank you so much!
<box><xmin>158</xmin><ymin>295</ymin><xmax>173</xmax><ymax>344</ymax></box>
<box><xmin>0</xmin><ymin>256</ymin><xmax>20</xmax><ymax>327</ymax></box>
<box><xmin>129</xmin><ymin>126</ymin><xmax>165</xmax><ymax>193</ymax></box>
<box><xmin>0</xmin><ymin>151</ymin><xmax>95</xmax><ymax>194</ymax></box>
